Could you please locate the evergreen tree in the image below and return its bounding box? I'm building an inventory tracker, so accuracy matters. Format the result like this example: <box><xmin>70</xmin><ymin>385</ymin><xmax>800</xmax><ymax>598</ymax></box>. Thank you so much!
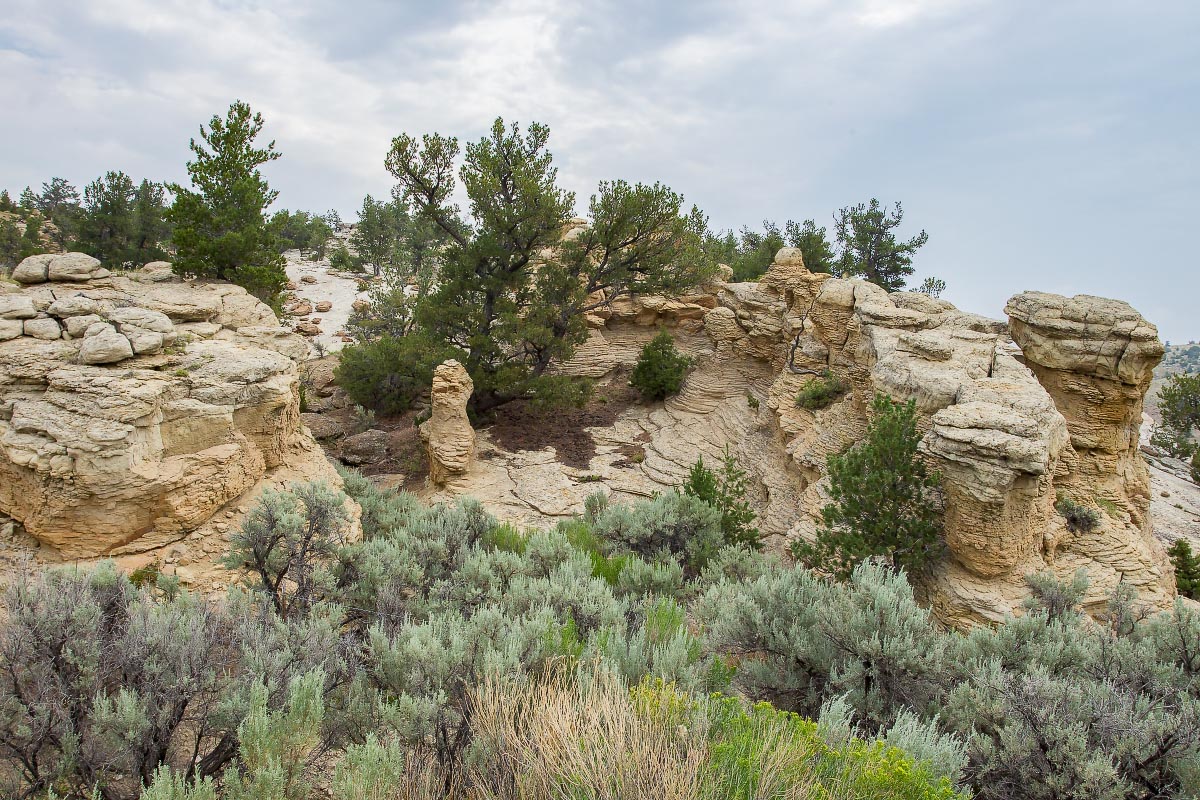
<box><xmin>834</xmin><ymin>199</ymin><xmax>928</xmax><ymax>292</ymax></box>
<box><xmin>1151</xmin><ymin>373</ymin><xmax>1200</xmax><ymax>458</ymax></box>
<box><xmin>1169</xmin><ymin>539</ymin><xmax>1200</xmax><ymax>599</ymax></box>
<box><xmin>0</xmin><ymin>217</ymin><xmax>22</xmax><ymax>271</ymax></box>
<box><xmin>383</xmin><ymin>117</ymin><xmax>714</xmax><ymax>412</ymax></box>
<box><xmin>0</xmin><ymin>190</ymin><xmax>14</xmax><ymax>212</ymax></box>
<box><xmin>349</xmin><ymin>195</ymin><xmax>399</xmax><ymax>275</ymax></box>
<box><xmin>792</xmin><ymin>392</ymin><xmax>944</xmax><ymax>580</ymax></box>
<box><xmin>630</xmin><ymin>330</ymin><xmax>692</xmax><ymax>401</ymax></box>
<box><xmin>75</xmin><ymin>170</ymin><xmax>137</xmax><ymax>265</ymax></box>
<box><xmin>785</xmin><ymin>218</ymin><xmax>835</xmax><ymax>273</ymax></box>
<box><xmin>916</xmin><ymin>276</ymin><xmax>947</xmax><ymax>297</ymax></box>
<box><xmin>34</xmin><ymin>177</ymin><xmax>81</xmax><ymax>248</ymax></box>
<box><xmin>682</xmin><ymin>445</ymin><xmax>761</xmax><ymax>549</ymax></box>
<box><xmin>166</xmin><ymin>100</ymin><xmax>287</xmax><ymax>300</ymax></box>
<box><xmin>132</xmin><ymin>179</ymin><xmax>171</xmax><ymax>262</ymax></box>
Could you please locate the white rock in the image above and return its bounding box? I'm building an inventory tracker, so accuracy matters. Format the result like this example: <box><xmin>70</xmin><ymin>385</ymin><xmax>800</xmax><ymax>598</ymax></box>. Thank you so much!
<box><xmin>12</xmin><ymin>254</ymin><xmax>54</xmax><ymax>284</ymax></box>
<box><xmin>0</xmin><ymin>319</ymin><xmax>22</xmax><ymax>341</ymax></box>
<box><xmin>78</xmin><ymin>323</ymin><xmax>134</xmax><ymax>364</ymax></box>
<box><xmin>22</xmin><ymin>318</ymin><xmax>62</xmax><ymax>340</ymax></box>
<box><xmin>0</xmin><ymin>296</ymin><xmax>37</xmax><ymax>320</ymax></box>
<box><xmin>47</xmin><ymin>253</ymin><xmax>103</xmax><ymax>281</ymax></box>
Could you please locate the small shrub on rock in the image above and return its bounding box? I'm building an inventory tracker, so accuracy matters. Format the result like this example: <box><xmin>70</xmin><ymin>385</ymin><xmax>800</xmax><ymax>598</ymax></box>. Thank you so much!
<box><xmin>631</xmin><ymin>330</ymin><xmax>691</xmax><ymax>401</ymax></box>
<box><xmin>1054</xmin><ymin>495</ymin><xmax>1101</xmax><ymax>534</ymax></box>
<box><xmin>795</xmin><ymin>369</ymin><xmax>849</xmax><ymax>410</ymax></box>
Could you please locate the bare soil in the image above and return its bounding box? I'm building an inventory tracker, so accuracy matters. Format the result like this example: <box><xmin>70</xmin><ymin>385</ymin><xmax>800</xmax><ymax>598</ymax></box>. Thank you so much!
<box><xmin>484</xmin><ymin>377</ymin><xmax>643</xmax><ymax>469</ymax></box>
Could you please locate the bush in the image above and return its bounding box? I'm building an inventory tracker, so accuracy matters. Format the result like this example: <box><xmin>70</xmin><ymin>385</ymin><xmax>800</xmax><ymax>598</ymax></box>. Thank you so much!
<box><xmin>631</xmin><ymin>330</ymin><xmax>691</xmax><ymax>401</ymax></box>
<box><xmin>1054</xmin><ymin>495</ymin><xmax>1101</xmax><ymax>534</ymax></box>
<box><xmin>1169</xmin><ymin>538</ymin><xmax>1200</xmax><ymax>599</ymax></box>
<box><xmin>589</xmin><ymin>489</ymin><xmax>725</xmax><ymax>574</ymax></box>
<box><xmin>792</xmin><ymin>393</ymin><xmax>944</xmax><ymax>580</ymax></box>
<box><xmin>335</xmin><ymin>334</ymin><xmax>455</xmax><ymax>415</ymax></box>
<box><xmin>681</xmin><ymin>446</ymin><xmax>761</xmax><ymax>550</ymax></box>
<box><xmin>794</xmin><ymin>369</ymin><xmax>849</xmax><ymax>410</ymax></box>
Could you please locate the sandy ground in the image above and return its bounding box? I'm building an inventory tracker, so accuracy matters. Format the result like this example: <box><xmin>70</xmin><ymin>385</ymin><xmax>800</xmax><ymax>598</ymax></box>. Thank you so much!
<box><xmin>283</xmin><ymin>248</ymin><xmax>369</xmax><ymax>353</ymax></box>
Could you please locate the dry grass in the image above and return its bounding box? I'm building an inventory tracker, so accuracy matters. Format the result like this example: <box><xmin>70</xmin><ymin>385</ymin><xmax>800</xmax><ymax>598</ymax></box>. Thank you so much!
<box><xmin>468</xmin><ymin>670</ymin><xmax>706</xmax><ymax>800</ymax></box>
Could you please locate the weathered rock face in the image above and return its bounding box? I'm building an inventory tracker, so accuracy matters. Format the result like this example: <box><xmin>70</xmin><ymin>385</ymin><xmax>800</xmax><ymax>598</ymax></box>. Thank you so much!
<box><xmin>1005</xmin><ymin>292</ymin><xmax>1170</xmax><ymax>609</ymax></box>
<box><xmin>420</xmin><ymin>360</ymin><xmax>476</xmax><ymax>486</ymax></box>
<box><xmin>0</xmin><ymin>254</ymin><xmax>334</xmax><ymax>559</ymax></box>
<box><xmin>501</xmin><ymin>248</ymin><xmax>1172</xmax><ymax>627</ymax></box>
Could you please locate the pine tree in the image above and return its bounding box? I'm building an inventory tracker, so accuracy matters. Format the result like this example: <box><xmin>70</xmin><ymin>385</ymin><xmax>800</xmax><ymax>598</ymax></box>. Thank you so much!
<box><xmin>132</xmin><ymin>179</ymin><xmax>171</xmax><ymax>263</ymax></box>
<box><xmin>792</xmin><ymin>392</ymin><xmax>944</xmax><ymax>580</ymax></box>
<box><xmin>384</xmin><ymin>117</ymin><xmax>714</xmax><ymax>412</ymax></box>
<box><xmin>1168</xmin><ymin>539</ymin><xmax>1200</xmax><ymax>599</ymax></box>
<box><xmin>834</xmin><ymin>199</ymin><xmax>928</xmax><ymax>292</ymax></box>
<box><xmin>785</xmin><ymin>218</ymin><xmax>835</xmax><ymax>273</ymax></box>
<box><xmin>75</xmin><ymin>170</ymin><xmax>137</xmax><ymax>265</ymax></box>
<box><xmin>1151</xmin><ymin>373</ymin><xmax>1200</xmax><ymax>458</ymax></box>
<box><xmin>166</xmin><ymin>100</ymin><xmax>287</xmax><ymax>300</ymax></box>
<box><xmin>682</xmin><ymin>445</ymin><xmax>761</xmax><ymax>549</ymax></box>
<box><xmin>631</xmin><ymin>330</ymin><xmax>692</xmax><ymax>401</ymax></box>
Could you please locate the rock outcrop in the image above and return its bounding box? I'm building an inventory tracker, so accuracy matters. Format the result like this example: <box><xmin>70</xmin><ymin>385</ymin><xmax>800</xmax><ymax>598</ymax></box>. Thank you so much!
<box><xmin>0</xmin><ymin>253</ymin><xmax>337</xmax><ymax>560</ymax></box>
<box><xmin>456</xmin><ymin>246</ymin><xmax>1174</xmax><ymax>627</ymax></box>
<box><xmin>420</xmin><ymin>360</ymin><xmax>476</xmax><ymax>486</ymax></box>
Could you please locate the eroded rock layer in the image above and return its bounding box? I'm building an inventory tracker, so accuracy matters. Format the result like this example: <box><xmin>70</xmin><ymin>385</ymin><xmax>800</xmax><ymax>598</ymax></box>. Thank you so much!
<box><xmin>0</xmin><ymin>255</ymin><xmax>334</xmax><ymax>558</ymax></box>
<box><xmin>462</xmin><ymin>247</ymin><xmax>1173</xmax><ymax>627</ymax></box>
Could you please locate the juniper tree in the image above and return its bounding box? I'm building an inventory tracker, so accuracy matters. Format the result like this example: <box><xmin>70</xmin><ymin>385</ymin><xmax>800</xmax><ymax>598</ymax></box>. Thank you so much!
<box><xmin>785</xmin><ymin>218</ymin><xmax>835</xmax><ymax>273</ymax></box>
<box><xmin>75</xmin><ymin>170</ymin><xmax>137</xmax><ymax>265</ymax></box>
<box><xmin>167</xmin><ymin>100</ymin><xmax>287</xmax><ymax>300</ymax></box>
<box><xmin>682</xmin><ymin>446</ymin><xmax>761</xmax><ymax>549</ymax></box>
<box><xmin>834</xmin><ymin>199</ymin><xmax>928</xmax><ymax>291</ymax></box>
<box><xmin>381</xmin><ymin>117</ymin><xmax>715</xmax><ymax>412</ymax></box>
<box><xmin>1152</xmin><ymin>372</ymin><xmax>1200</xmax><ymax>457</ymax></box>
<box><xmin>792</xmin><ymin>393</ymin><xmax>944</xmax><ymax>580</ymax></box>
<box><xmin>132</xmin><ymin>179</ymin><xmax>171</xmax><ymax>263</ymax></box>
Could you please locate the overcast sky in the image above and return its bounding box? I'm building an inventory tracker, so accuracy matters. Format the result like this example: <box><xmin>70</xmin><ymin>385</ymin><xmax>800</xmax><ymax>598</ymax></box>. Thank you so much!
<box><xmin>3</xmin><ymin>0</ymin><xmax>1196</xmax><ymax>341</ymax></box>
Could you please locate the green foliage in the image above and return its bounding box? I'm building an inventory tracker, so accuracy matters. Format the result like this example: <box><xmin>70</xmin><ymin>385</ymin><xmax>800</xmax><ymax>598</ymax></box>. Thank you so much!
<box><xmin>328</xmin><ymin>242</ymin><xmax>359</xmax><ymax>272</ymax></box>
<box><xmin>706</xmin><ymin>218</ymin><xmax>835</xmax><ymax>281</ymax></box>
<box><xmin>335</xmin><ymin>332</ymin><xmax>455</xmax><ymax>414</ymax></box>
<box><xmin>916</xmin><ymin>277</ymin><xmax>947</xmax><ymax>298</ymax></box>
<box><xmin>793</xmin><ymin>393</ymin><xmax>944</xmax><ymax>580</ymax></box>
<box><xmin>269</xmin><ymin>209</ymin><xmax>335</xmax><ymax>259</ymax></box>
<box><xmin>1153</xmin><ymin>372</ymin><xmax>1200</xmax><ymax>457</ymax></box>
<box><xmin>834</xmin><ymin>199</ymin><xmax>928</xmax><ymax>292</ymax></box>
<box><xmin>794</xmin><ymin>369</ymin><xmax>849</xmax><ymax>410</ymax></box>
<box><xmin>382</xmin><ymin>117</ymin><xmax>715</xmax><ymax>412</ymax></box>
<box><xmin>699</xmin><ymin>560</ymin><xmax>1200</xmax><ymax>799</ymax></box>
<box><xmin>630</xmin><ymin>330</ymin><xmax>692</xmax><ymax>401</ymax></box>
<box><xmin>222</xmin><ymin>481</ymin><xmax>351</xmax><ymax>619</ymax></box>
<box><xmin>166</xmin><ymin>100</ymin><xmax>287</xmax><ymax>300</ymax></box>
<box><xmin>589</xmin><ymin>489</ymin><xmax>725</xmax><ymax>574</ymax></box>
<box><xmin>1054</xmin><ymin>495</ymin><xmax>1101</xmax><ymax>534</ymax></box>
<box><xmin>682</xmin><ymin>446</ymin><xmax>761</xmax><ymax>550</ymax></box>
<box><xmin>1169</xmin><ymin>538</ymin><xmax>1200</xmax><ymax>599</ymax></box>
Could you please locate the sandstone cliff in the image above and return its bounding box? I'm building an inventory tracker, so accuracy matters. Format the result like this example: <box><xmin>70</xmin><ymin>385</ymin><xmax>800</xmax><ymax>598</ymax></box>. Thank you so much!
<box><xmin>419</xmin><ymin>247</ymin><xmax>1171</xmax><ymax>626</ymax></box>
<box><xmin>0</xmin><ymin>254</ymin><xmax>339</xmax><ymax>571</ymax></box>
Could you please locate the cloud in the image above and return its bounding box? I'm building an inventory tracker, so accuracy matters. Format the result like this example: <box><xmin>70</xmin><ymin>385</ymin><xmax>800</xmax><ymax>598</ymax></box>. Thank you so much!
<box><xmin>1</xmin><ymin>0</ymin><xmax>1197</xmax><ymax>340</ymax></box>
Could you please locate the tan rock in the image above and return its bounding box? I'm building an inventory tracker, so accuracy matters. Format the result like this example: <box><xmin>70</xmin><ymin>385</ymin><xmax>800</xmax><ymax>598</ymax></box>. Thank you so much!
<box><xmin>289</xmin><ymin>301</ymin><xmax>313</xmax><ymax>316</ymax></box>
<box><xmin>0</xmin><ymin>257</ymin><xmax>334</xmax><ymax>560</ymax></box>
<box><xmin>315</xmin><ymin>301</ymin><xmax>333</xmax><ymax>312</ymax></box>
<box><xmin>47</xmin><ymin>253</ymin><xmax>106</xmax><ymax>282</ymax></box>
<box><xmin>300</xmin><ymin>275</ymin><xmax>317</xmax><ymax>284</ymax></box>
<box><xmin>0</xmin><ymin>319</ymin><xmax>22</xmax><ymax>341</ymax></box>
<box><xmin>0</xmin><ymin>296</ymin><xmax>37</xmax><ymax>320</ymax></box>
<box><xmin>12</xmin><ymin>254</ymin><xmax>54</xmax><ymax>284</ymax></box>
<box><xmin>23</xmin><ymin>318</ymin><xmax>62</xmax><ymax>340</ymax></box>
<box><xmin>420</xmin><ymin>360</ymin><xmax>476</xmax><ymax>486</ymax></box>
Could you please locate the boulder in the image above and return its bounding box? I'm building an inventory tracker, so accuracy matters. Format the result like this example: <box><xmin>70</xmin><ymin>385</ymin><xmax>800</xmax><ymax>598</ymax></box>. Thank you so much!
<box><xmin>12</xmin><ymin>254</ymin><xmax>54</xmax><ymax>283</ymax></box>
<box><xmin>341</xmin><ymin>429</ymin><xmax>389</xmax><ymax>466</ymax></box>
<box><xmin>78</xmin><ymin>323</ymin><xmax>134</xmax><ymax>364</ymax></box>
<box><xmin>300</xmin><ymin>275</ymin><xmax>317</xmax><ymax>284</ymax></box>
<box><xmin>0</xmin><ymin>256</ymin><xmax>335</xmax><ymax>559</ymax></box>
<box><xmin>315</xmin><ymin>301</ymin><xmax>332</xmax><ymax>312</ymax></box>
<box><xmin>47</xmin><ymin>253</ymin><xmax>106</xmax><ymax>281</ymax></box>
<box><xmin>23</xmin><ymin>317</ymin><xmax>62</xmax><ymax>340</ymax></box>
<box><xmin>420</xmin><ymin>360</ymin><xmax>476</xmax><ymax>485</ymax></box>
<box><xmin>0</xmin><ymin>296</ymin><xmax>37</xmax><ymax>320</ymax></box>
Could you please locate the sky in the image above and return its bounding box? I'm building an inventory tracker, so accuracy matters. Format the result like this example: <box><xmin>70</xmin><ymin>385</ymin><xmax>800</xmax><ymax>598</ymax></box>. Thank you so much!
<box><xmin>2</xmin><ymin>0</ymin><xmax>1197</xmax><ymax>341</ymax></box>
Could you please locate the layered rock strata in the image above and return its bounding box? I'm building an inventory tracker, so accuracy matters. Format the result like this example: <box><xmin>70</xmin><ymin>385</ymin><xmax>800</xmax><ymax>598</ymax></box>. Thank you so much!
<box><xmin>421</xmin><ymin>360</ymin><xmax>476</xmax><ymax>486</ymax></box>
<box><xmin>0</xmin><ymin>254</ymin><xmax>334</xmax><ymax>559</ymax></box>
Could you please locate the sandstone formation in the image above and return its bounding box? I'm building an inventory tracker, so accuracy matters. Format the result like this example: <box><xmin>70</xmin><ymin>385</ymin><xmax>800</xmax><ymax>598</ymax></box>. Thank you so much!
<box><xmin>0</xmin><ymin>253</ymin><xmax>338</xmax><ymax>560</ymax></box>
<box><xmin>420</xmin><ymin>360</ymin><xmax>476</xmax><ymax>486</ymax></box>
<box><xmin>424</xmin><ymin>246</ymin><xmax>1171</xmax><ymax>627</ymax></box>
